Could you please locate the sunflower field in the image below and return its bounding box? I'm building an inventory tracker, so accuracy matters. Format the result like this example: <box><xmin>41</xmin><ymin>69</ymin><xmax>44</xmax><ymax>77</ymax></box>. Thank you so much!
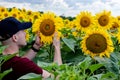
<box><xmin>0</xmin><ymin>7</ymin><xmax>120</xmax><ymax>80</ymax></box>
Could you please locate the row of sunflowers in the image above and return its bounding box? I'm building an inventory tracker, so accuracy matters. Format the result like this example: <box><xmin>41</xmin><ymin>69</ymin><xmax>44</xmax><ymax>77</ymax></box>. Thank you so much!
<box><xmin>1</xmin><ymin>6</ymin><xmax>120</xmax><ymax>58</ymax></box>
<box><xmin>0</xmin><ymin>6</ymin><xmax>120</xmax><ymax>79</ymax></box>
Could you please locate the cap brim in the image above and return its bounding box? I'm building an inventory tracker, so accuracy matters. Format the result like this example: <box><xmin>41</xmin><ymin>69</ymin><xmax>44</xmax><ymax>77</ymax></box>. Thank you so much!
<box><xmin>18</xmin><ymin>22</ymin><xmax>32</xmax><ymax>30</ymax></box>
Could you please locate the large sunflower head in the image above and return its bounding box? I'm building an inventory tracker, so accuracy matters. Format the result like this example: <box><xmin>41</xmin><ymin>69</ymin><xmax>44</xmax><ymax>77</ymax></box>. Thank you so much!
<box><xmin>81</xmin><ymin>28</ymin><xmax>114</xmax><ymax>58</ymax></box>
<box><xmin>75</xmin><ymin>11</ymin><xmax>95</xmax><ymax>32</ymax></box>
<box><xmin>32</xmin><ymin>12</ymin><xmax>64</xmax><ymax>44</ymax></box>
<box><xmin>95</xmin><ymin>10</ymin><xmax>113</xmax><ymax>30</ymax></box>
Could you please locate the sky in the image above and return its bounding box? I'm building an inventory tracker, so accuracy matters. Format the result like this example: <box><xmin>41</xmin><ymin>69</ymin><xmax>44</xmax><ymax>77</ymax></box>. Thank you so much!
<box><xmin>0</xmin><ymin>0</ymin><xmax>120</xmax><ymax>17</ymax></box>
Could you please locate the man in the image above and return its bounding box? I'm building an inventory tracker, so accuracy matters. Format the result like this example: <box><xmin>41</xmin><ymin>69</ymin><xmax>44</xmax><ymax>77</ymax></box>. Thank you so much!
<box><xmin>0</xmin><ymin>17</ymin><xmax>62</xmax><ymax>80</ymax></box>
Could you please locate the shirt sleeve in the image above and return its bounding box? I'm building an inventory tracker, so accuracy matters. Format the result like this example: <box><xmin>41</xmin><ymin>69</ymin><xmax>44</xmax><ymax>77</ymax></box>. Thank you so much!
<box><xmin>12</xmin><ymin>57</ymin><xmax>43</xmax><ymax>75</ymax></box>
<box><xmin>2</xmin><ymin>56</ymin><xmax>43</xmax><ymax>80</ymax></box>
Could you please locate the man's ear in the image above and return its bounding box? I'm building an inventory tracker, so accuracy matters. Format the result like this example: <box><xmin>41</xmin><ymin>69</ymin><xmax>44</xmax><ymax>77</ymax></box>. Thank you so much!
<box><xmin>12</xmin><ymin>34</ymin><xmax>18</xmax><ymax>42</ymax></box>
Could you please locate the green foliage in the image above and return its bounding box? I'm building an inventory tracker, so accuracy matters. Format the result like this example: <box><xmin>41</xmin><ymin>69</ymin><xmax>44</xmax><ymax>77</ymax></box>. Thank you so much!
<box><xmin>1</xmin><ymin>23</ymin><xmax>120</xmax><ymax>80</ymax></box>
<box><xmin>62</xmin><ymin>37</ymin><xmax>75</xmax><ymax>52</ymax></box>
<box><xmin>36</xmin><ymin>56</ymin><xmax>119</xmax><ymax>80</ymax></box>
<box><xmin>0</xmin><ymin>53</ymin><xmax>17</xmax><ymax>80</ymax></box>
<box><xmin>18</xmin><ymin>73</ymin><xmax>42</xmax><ymax>80</ymax></box>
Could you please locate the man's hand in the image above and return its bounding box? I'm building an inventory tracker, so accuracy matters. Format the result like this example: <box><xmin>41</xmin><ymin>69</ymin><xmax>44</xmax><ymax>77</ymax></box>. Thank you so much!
<box><xmin>22</xmin><ymin>33</ymin><xmax>43</xmax><ymax>60</ymax></box>
<box><xmin>32</xmin><ymin>35</ymin><xmax>43</xmax><ymax>51</ymax></box>
<box><xmin>53</xmin><ymin>32</ymin><xmax>60</xmax><ymax>49</ymax></box>
<box><xmin>32</xmin><ymin>32</ymin><xmax>44</xmax><ymax>51</ymax></box>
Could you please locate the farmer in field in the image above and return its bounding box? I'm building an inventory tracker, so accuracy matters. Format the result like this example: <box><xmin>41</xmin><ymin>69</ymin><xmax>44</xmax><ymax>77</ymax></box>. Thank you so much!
<box><xmin>0</xmin><ymin>17</ymin><xmax>62</xmax><ymax>80</ymax></box>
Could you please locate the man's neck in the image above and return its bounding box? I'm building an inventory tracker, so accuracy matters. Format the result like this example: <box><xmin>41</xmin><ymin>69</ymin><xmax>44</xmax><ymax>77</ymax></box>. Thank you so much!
<box><xmin>3</xmin><ymin>45</ymin><xmax>19</xmax><ymax>55</ymax></box>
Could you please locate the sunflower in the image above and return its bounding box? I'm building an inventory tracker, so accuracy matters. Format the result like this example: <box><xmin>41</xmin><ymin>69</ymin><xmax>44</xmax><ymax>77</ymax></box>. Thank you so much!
<box><xmin>24</xmin><ymin>29</ymin><xmax>31</xmax><ymax>41</ymax></box>
<box><xmin>2</xmin><ymin>10</ymin><xmax>9</xmax><ymax>18</ymax></box>
<box><xmin>0</xmin><ymin>9</ymin><xmax>9</xmax><ymax>20</ymax></box>
<box><xmin>0</xmin><ymin>14</ymin><xmax>2</xmax><ymax>20</ymax></box>
<box><xmin>26</xmin><ymin>10</ymin><xmax>33</xmax><ymax>16</ymax></box>
<box><xmin>32</xmin><ymin>12</ymin><xmax>41</xmax><ymax>20</ymax></box>
<box><xmin>63</xmin><ymin>19</ymin><xmax>70</xmax><ymax>28</ymax></box>
<box><xmin>70</xmin><ymin>20</ymin><xmax>76</xmax><ymax>28</ymax></box>
<box><xmin>0</xmin><ymin>6</ymin><xmax>7</xmax><ymax>13</ymax></box>
<box><xmin>32</xmin><ymin>12</ymin><xmax>64</xmax><ymax>44</ymax></box>
<box><xmin>117</xmin><ymin>16</ymin><xmax>120</xmax><ymax>21</ymax></box>
<box><xmin>95</xmin><ymin>10</ymin><xmax>113</xmax><ymax>30</ymax></box>
<box><xmin>109</xmin><ymin>17</ymin><xmax>120</xmax><ymax>36</ymax></box>
<box><xmin>72</xmin><ymin>31</ymin><xmax>78</xmax><ymax>37</ymax></box>
<box><xmin>21</xmin><ymin>8</ymin><xmax>26</xmax><ymax>13</ymax></box>
<box><xmin>17</xmin><ymin>12</ymin><xmax>27</xmax><ymax>22</ymax></box>
<box><xmin>75</xmin><ymin>11</ymin><xmax>95</xmax><ymax>32</ymax></box>
<box><xmin>115</xmin><ymin>28</ymin><xmax>120</xmax><ymax>44</ymax></box>
<box><xmin>9</xmin><ymin>8</ymin><xmax>20</xmax><ymax>18</ymax></box>
<box><xmin>81</xmin><ymin>28</ymin><xmax>114</xmax><ymax>58</ymax></box>
<box><xmin>26</xmin><ymin>16</ymin><xmax>34</xmax><ymax>23</ymax></box>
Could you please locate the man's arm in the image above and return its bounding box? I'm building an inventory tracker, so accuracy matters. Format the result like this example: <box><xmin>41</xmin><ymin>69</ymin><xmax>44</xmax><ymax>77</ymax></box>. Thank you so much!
<box><xmin>53</xmin><ymin>32</ymin><xmax>62</xmax><ymax>65</ymax></box>
<box><xmin>42</xmin><ymin>32</ymin><xmax>62</xmax><ymax>78</ymax></box>
<box><xmin>22</xmin><ymin>36</ymin><xmax>42</xmax><ymax>60</ymax></box>
<box><xmin>22</xmin><ymin>32</ymin><xmax>62</xmax><ymax>78</ymax></box>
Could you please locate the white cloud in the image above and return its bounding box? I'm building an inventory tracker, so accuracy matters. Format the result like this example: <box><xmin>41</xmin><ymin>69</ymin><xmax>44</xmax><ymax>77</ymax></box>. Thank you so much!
<box><xmin>0</xmin><ymin>1</ymin><xmax>32</xmax><ymax>10</ymax></box>
<box><xmin>0</xmin><ymin>0</ymin><xmax>120</xmax><ymax>17</ymax></box>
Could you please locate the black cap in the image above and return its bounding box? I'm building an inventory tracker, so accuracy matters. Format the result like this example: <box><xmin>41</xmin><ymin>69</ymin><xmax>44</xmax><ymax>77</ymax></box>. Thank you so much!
<box><xmin>0</xmin><ymin>17</ymin><xmax>32</xmax><ymax>41</ymax></box>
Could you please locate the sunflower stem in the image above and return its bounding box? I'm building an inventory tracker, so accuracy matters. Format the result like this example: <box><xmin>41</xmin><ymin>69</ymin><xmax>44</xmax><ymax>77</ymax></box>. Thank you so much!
<box><xmin>49</xmin><ymin>43</ymin><xmax>54</xmax><ymax>61</ymax></box>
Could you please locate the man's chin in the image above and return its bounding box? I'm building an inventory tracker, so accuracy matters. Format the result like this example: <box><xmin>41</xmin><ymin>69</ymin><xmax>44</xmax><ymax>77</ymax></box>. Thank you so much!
<box><xmin>19</xmin><ymin>43</ymin><xmax>27</xmax><ymax>48</ymax></box>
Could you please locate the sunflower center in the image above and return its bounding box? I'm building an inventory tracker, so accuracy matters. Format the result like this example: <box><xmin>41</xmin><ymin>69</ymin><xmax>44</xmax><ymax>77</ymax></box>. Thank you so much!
<box><xmin>80</xmin><ymin>16</ymin><xmax>90</xmax><ymax>27</ymax></box>
<box><xmin>118</xmin><ymin>18</ymin><xmax>120</xmax><ymax>20</ymax></box>
<box><xmin>28</xmin><ymin>11</ymin><xmax>32</xmax><ymax>15</ymax></box>
<box><xmin>34</xmin><ymin>15</ymin><xmax>38</xmax><ymax>19</ymax></box>
<box><xmin>4</xmin><ymin>13</ymin><xmax>8</xmax><ymax>17</ymax></box>
<box><xmin>98</xmin><ymin>15</ymin><xmax>109</xmax><ymax>26</ymax></box>
<box><xmin>1</xmin><ymin>9</ymin><xmax>5</xmax><ymax>12</ymax></box>
<box><xmin>12</xmin><ymin>14</ymin><xmax>17</xmax><ymax>18</ymax></box>
<box><xmin>112</xmin><ymin>22</ymin><xmax>119</xmax><ymax>28</ymax></box>
<box><xmin>86</xmin><ymin>34</ymin><xmax>107</xmax><ymax>53</ymax></box>
<box><xmin>19</xmin><ymin>16</ymin><xmax>23</xmax><ymax>20</ymax></box>
<box><xmin>45</xmin><ymin>24</ymin><xmax>50</xmax><ymax>30</ymax></box>
<box><xmin>40</xmin><ymin>19</ymin><xmax>55</xmax><ymax>36</ymax></box>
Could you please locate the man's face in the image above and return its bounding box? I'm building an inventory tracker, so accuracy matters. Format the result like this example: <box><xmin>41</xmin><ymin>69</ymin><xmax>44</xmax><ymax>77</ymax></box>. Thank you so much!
<box><xmin>16</xmin><ymin>30</ymin><xmax>27</xmax><ymax>47</ymax></box>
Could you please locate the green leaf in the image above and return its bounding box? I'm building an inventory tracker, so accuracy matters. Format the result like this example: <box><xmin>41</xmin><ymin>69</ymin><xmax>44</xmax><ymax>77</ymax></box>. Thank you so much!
<box><xmin>100</xmin><ymin>72</ymin><xmax>116</xmax><ymax>80</ymax></box>
<box><xmin>62</xmin><ymin>38</ymin><xmax>75</xmax><ymax>52</ymax></box>
<box><xmin>0</xmin><ymin>69</ymin><xmax>12</xmax><ymax>80</ymax></box>
<box><xmin>18</xmin><ymin>73</ymin><xmax>42</xmax><ymax>80</ymax></box>
<box><xmin>89</xmin><ymin>64</ymin><xmax>103</xmax><ymax>73</ymax></box>
<box><xmin>92</xmin><ymin>74</ymin><xmax>103</xmax><ymax>80</ymax></box>
<box><xmin>0</xmin><ymin>53</ymin><xmax>17</xmax><ymax>66</ymax></box>
<box><xmin>0</xmin><ymin>46</ymin><xmax>7</xmax><ymax>53</ymax></box>
<box><xmin>87</xmin><ymin>76</ymin><xmax>97</xmax><ymax>80</ymax></box>
<box><xmin>95</xmin><ymin>57</ymin><xmax>119</xmax><ymax>75</ymax></box>
<box><xmin>78</xmin><ymin>57</ymin><xmax>91</xmax><ymax>70</ymax></box>
<box><xmin>37</xmin><ymin>61</ymin><xmax>51</xmax><ymax>67</ymax></box>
